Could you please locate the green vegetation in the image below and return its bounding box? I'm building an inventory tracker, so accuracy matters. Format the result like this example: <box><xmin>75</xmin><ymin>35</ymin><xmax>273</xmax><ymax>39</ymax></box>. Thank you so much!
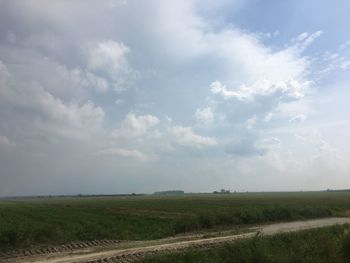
<box><xmin>0</xmin><ymin>191</ymin><xmax>350</xmax><ymax>251</ymax></box>
<box><xmin>139</xmin><ymin>225</ymin><xmax>350</xmax><ymax>263</ymax></box>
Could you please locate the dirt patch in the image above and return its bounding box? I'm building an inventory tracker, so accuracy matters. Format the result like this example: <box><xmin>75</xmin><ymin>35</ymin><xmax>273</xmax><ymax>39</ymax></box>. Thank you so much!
<box><xmin>343</xmin><ymin>209</ymin><xmax>350</xmax><ymax>217</ymax></box>
<box><xmin>0</xmin><ymin>240</ymin><xmax>122</xmax><ymax>262</ymax></box>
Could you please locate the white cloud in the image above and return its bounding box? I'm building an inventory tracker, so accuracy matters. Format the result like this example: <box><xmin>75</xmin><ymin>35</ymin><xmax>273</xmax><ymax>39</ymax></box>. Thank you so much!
<box><xmin>211</xmin><ymin>79</ymin><xmax>312</xmax><ymax>101</ymax></box>
<box><xmin>88</xmin><ymin>41</ymin><xmax>130</xmax><ymax>76</ymax></box>
<box><xmin>25</xmin><ymin>89</ymin><xmax>105</xmax><ymax>139</ymax></box>
<box><xmin>264</xmin><ymin>112</ymin><xmax>273</xmax><ymax>122</ymax></box>
<box><xmin>294</xmin><ymin>31</ymin><xmax>323</xmax><ymax>51</ymax></box>
<box><xmin>340</xmin><ymin>60</ymin><xmax>350</xmax><ymax>70</ymax></box>
<box><xmin>170</xmin><ymin>126</ymin><xmax>217</xmax><ymax>148</ymax></box>
<box><xmin>211</xmin><ymin>30</ymin><xmax>314</xmax><ymax>86</ymax></box>
<box><xmin>152</xmin><ymin>1</ymin><xmax>209</xmax><ymax>59</ymax></box>
<box><xmin>259</xmin><ymin>137</ymin><xmax>281</xmax><ymax>152</ymax></box>
<box><xmin>6</xmin><ymin>30</ymin><xmax>16</xmax><ymax>43</ymax></box>
<box><xmin>0</xmin><ymin>60</ymin><xmax>9</xmax><ymax>82</ymax></box>
<box><xmin>194</xmin><ymin>107</ymin><xmax>214</xmax><ymax>125</ymax></box>
<box><xmin>203</xmin><ymin>30</ymin><xmax>320</xmax><ymax>159</ymax></box>
<box><xmin>339</xmin><ymin>40</ymin><xmax>350</xmax><ymax>50</ymax></box>
<box><xmin>96</xmin><ymin>147</ymin><xmax>148</xmax><ymax>160</ymax></box>
<box><xmin>297</xmin><ymin>32</ymin><xmax>309</xmax><ymax>41</ymax></box>
<box><xmin>245</xmin><ymin>115</ymin><xmax>257</xmax><ymax>129</ymax></box>
<box><xmin>210</xmin><ymin>81</ymin><xmax>245</xmax><ymax>100</ymax></box>
<box><xmin>87</xmin><ymin>40</ymin><xmax>137</xmax><ymax>91</ymax></box>
<box><xmin>0</xmin><ymin>61</ymin><xmax>105</xmax><ymax>140</ymax></box>
<box><xmin>289</xmin><ymin>114</ymin><xmax>307</xmax><ymax>124</ymax></box>
<box><xmin>112</xmin><ymin>112</ymin><xmax>160</xmax><ymax>138</ymax></box>
<box><xmin>55</xmin><ymin>65</ymin><xmax>109</xmax><ymax>93</ymax></box>
<box><xmin>152</xmin><ymin>1</ymin><xmax>314</xmax><ymax>89</ymax></box>
<box><xmin>0</xmin><ymin>135</ymin><xmax>15</xmax><ymax>147</ymax></box>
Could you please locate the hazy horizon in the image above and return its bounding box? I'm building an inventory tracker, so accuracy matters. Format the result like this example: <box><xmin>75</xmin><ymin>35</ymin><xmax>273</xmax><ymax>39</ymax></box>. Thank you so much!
<box><xmin>1</xmin><ymin>0</ymin><xmax>350</xmax><ymax>196</ymax></box>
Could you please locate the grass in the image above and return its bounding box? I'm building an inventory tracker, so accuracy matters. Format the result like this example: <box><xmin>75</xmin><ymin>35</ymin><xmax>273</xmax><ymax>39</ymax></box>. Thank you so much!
<box><xmin>139</xmin><ymin>225</ymin><xmax>350</xmax><ymax>263</ymax></box>
<box><xmin>0</xmin><ymin>191</ymin><xmax>350</xmax><ymax>251</ymax></box>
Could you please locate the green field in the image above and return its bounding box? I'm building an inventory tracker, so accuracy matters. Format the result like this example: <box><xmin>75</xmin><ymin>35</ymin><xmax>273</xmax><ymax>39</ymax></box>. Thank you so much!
<box><xmin>139</xmin><ymin>225</ymin><xmax>350</xmax><ymax>263</ymax></box>
<box><xmin>1</xmin><ymin>192</ymin><xmax>350</xmax><ymax>251</ymax></box>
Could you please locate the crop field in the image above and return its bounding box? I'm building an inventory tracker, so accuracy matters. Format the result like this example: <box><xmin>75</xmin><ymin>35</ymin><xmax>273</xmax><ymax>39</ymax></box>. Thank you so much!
<box><xmin>1</xmin><ymin>192</ymin><xmax>350</xmax><ymax>252</ymax></box>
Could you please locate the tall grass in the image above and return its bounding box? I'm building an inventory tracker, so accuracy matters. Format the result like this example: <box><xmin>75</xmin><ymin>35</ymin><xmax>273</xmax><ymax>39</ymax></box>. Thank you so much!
<box><xmin>140</xmin><ymin>225</ymin><xmax>350</xmax><ymax>263</ymax></box>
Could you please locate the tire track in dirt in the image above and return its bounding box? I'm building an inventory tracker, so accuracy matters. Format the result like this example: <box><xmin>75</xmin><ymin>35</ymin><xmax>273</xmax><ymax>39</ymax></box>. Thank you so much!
<box><xmin>0</xmin><ymin>240</ymin><xmax>122</xmax><ymax>262</ymax></box>
<box><xmin>78</xmin><ymin>233</ymin><xmax>256</xmax><ymax>263</ymax></box>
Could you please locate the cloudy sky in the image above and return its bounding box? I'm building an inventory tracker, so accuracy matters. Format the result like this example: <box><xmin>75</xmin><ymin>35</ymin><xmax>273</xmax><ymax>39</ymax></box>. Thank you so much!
<box><xmin>0</xmin><ymin>0</ymin><xmax>350</xmax><ymax>196</ymax></box>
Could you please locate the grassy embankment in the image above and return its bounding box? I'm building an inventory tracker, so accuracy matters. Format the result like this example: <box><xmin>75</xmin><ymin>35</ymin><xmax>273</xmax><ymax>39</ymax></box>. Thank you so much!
<box><xmin>139</xmin><ymin>225</ymin><xmax>350</xmax><ymax>263</ymax></box>
<box><xmin>1</xmin><ymin>191</ymin><xmax>350</xmax><ymax>251</ymax></box>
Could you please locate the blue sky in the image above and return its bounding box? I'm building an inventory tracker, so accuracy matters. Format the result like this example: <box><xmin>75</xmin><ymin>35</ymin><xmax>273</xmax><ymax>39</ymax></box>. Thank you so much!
<box><xmin>0</xmin><ymin>0</ymin><xmax>350</xmax><ymax>196</ymax></box>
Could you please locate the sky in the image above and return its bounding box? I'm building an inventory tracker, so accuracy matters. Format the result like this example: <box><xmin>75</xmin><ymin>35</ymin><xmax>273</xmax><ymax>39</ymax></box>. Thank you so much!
<box><xmin>0</xmin><ymin>0</ymin><xmax>350</xmax><ymax>196</ymax></box>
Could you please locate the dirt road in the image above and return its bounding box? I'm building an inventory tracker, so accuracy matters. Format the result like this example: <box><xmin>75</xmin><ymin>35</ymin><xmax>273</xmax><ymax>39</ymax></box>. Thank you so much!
<box><xmin>5</xmin><ymin>217</ymin><xmax>350</xmax><ymax>263</ymax></box>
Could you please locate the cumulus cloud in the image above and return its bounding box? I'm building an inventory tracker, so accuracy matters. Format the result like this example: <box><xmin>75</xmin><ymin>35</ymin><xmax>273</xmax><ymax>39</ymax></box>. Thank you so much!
<box><xmin>55</xmin><ymin>65</ymin><xmax>109</xmax><ymax>93</ymax></box>
<box><xmin>263</xmin><ymin>112</ymin><xmax>273</xmax><ymax>122</ymax></box>
<box><xmin>260</xmin><ymin>137</ymin><xmax>281</xmax><ymax>152</ymax></box>
<box><xmin>289</xmin><ymin>114</ymin><xmax>307</xmax><ymax>124</ymax></box>
<box><xmin>198</xmin><ymin>28</ymin><xmax>321</xmax><ymax>137</ymax></box>
<box><xmin>194</xmin><ymin>107</ymin><xmax>214</xmax><ymax>125</ymax></box>
<box><xmin>110</xmin><ymin>112</ymin><xmax>218</xmax><ymax>152</ymax></box>
<box><xmin>105</xmin><ymin>109</ymin><xmax>217</xmax><ymax>153</ymax></box>
<box><xmin>0</xmin><ymin>60</ymin><xmax>105</xmax><ymax>140</ymax></box>
<box><xmin>88</xmin><ymin>41</ymin><xmax>129</xmax><ymax>75</ymax></box>
<box><xmin>245</xmin><ymin>115</ymin><xmax>257</xmax><ymax>129</ymax></box>
<box><xmin>211</xmin><ymin>81</ymin><xmax>245</xmax><ymax>100</ymax></box>
<box><xmin>87</xmin><ymin>41</ymin><xmax>137</xmax><ymax>91</ymax></box>
<box><xmin>21</xmin><ymin>88</ymin><xmax>105</xmax><ymax>139</ymax></box>
<box><xmin>112</xmin><ymin>112</ymin><xmax>160</xmax><ymax>138</ymax></box>
<box><xmin>204</xmin><ymin>28</ymin><xmax>318</xmax><ymax>151</ymax></box>
<box><xmin>211</xmin><ymin>79</ymin><xmax>312</xmax><ymax>101</ymax></box>
<box><xmin>0</xmin><ymin>135</ymin><xmax>15</xmax><ymax>147</ymax></box>
<box><xmin>339</xmin><ymin>40</ymin><xmax>350</xmax><ymax>50</ymax></box>
<box><xmin>0</xmin><ymin>60</ymin><xmax>9</xmax><ymax>81</ymax></box>
<box><xmin>170</xmin><ymin>126</ymin><xmax>217</xmax><ymax>148</ymax></box>
<box><xmin>96</xmin><ymin>147</ymin><xmax>148</xmax><ymax>160</ymax></box>
<box><xmin>340</xmin><ymin>60</ymin><xmax>350</xmax><ymax>70</ymax></box>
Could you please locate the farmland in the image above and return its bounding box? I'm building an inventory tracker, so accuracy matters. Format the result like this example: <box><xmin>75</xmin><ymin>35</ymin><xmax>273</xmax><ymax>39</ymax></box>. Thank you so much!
<box><xmin>1</xmin><ymin>191</ymin><xmax>350</xmax><ymax>252</ymax></box>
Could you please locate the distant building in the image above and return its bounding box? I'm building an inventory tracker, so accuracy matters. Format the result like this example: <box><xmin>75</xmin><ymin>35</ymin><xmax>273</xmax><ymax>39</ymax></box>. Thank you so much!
<box><xmin>213</xmin><ymin>189</ymin><xmax>231</xmax><ymax>194</ymax></box>
<box><xmin>154</xmin><ymin>190</ymin><xmax>185</xmax><ymax>195</ymax></box>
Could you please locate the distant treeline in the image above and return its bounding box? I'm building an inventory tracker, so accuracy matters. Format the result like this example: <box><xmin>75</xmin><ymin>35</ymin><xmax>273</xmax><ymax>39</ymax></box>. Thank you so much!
<box><xmin>154</xmin><ymin>190</ymin><xmax>185</xmax><ymax>195</ymax></box>
<box><xmin>326</xmin><ymin>189</ymin><xmax>350</xmax><ymax>192</ymax></box>
<box><xmin>0</xmin><ymin>193</ymin><xmax>145</xmax><ymax>200</ymax></box>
